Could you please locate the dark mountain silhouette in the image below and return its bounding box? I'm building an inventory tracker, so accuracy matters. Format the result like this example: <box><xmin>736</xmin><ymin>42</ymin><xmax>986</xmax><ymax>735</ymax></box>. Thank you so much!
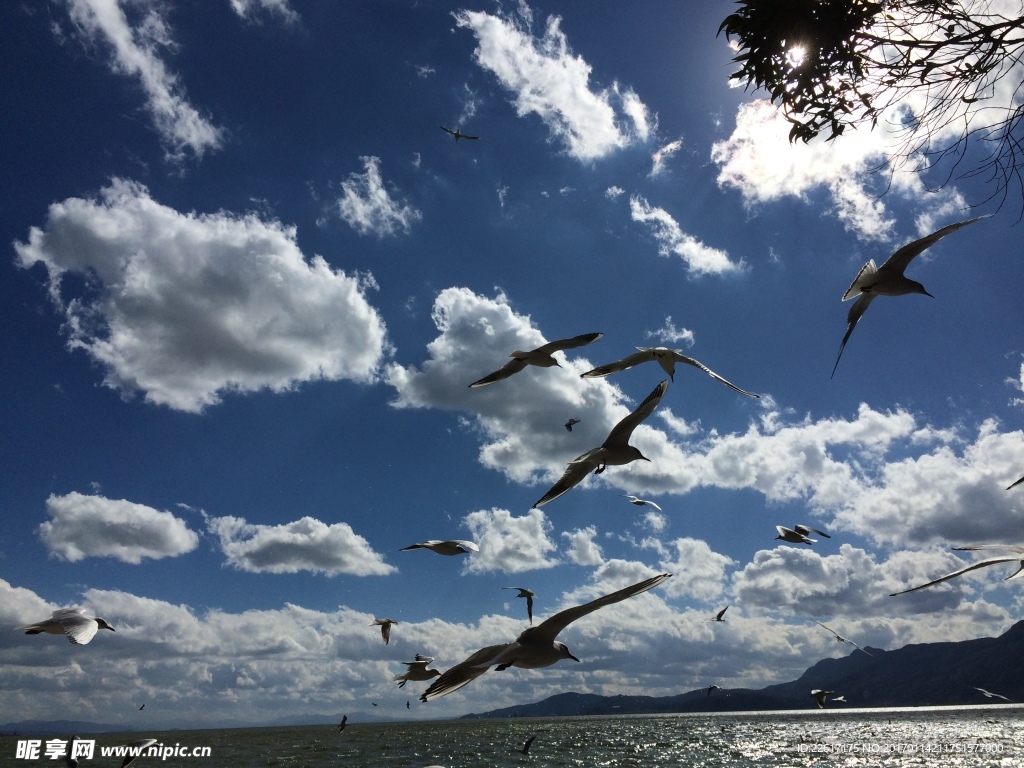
<box><xmin>462</xmin><ymin>620</ymin><xmax>1024</xmax><ymax>718</ymax></box>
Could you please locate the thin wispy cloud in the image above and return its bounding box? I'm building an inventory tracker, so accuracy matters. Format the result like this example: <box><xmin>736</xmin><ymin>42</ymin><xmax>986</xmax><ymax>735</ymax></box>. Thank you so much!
<box><xmin>454</xmin><ymin>3</ymin><xmax>651</xmax><ymax>161</ymax></box>
<box><xmin>228</xmin><ymin>0</ymin><xmax>299</xmax><ymax>25</ymax></box>
<box><xmin>333</xmin><ymin>156</ymin><xmax>423</xmax><ymax>237</ymax></box>
<box><xmin>15</xmin><ymin>179</ymin><xmax>388</xmax><ymax>412</ymax></box>
<box><xmin>650</xmin><ymin>138</ymin><xmax>683</xmax><ymax>177</ymax></box>
<box><xmin>629</xmin><ymin>195</ymin><xmax>743</xmax><ymax>276</ymax></box>
<box><xmin>645</xmin><ymin>316</ymin><xmax>695</xmax><ymax>346</ymax></box>
<box><xmin>61</xmin><ymin>0</ymin><xmax>223</xmax><ymax>160</ymax></box>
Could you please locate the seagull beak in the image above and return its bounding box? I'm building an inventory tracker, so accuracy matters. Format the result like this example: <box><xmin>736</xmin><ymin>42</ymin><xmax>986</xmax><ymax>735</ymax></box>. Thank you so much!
<box><xmin>568</xmin><ymin>651</ymin><xmax>580</xmax><ymax>662</ymax></box>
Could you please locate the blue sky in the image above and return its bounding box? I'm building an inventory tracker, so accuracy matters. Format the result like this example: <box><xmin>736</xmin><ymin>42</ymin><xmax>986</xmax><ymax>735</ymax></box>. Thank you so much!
<box><xmin>2</xmin><ymin>0</ymin><xmax>1024</xmax><ymax>727</ymax></box>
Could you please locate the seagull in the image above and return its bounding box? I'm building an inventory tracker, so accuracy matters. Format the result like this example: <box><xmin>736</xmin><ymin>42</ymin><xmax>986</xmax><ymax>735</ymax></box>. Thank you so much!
<box><xmin>795</xmin><ymin>524</ymin><xmax>830</xmax><ymax>539</ymax></box>
<box><xmin>775</xmin><ymin>526</ymin><xmax>819</xmax><ymax>545</ymax></box>
<box><xmin>890</xmin><ymin>545</ymin><xmax>1024</xmax><ymax>595</ymax></box>
<box><xmin>815</xmin><ymin>621</ymin><xmax>872</xmax><ymax>656</ymax></box>
<box><xmin>520</xmin><ymin>733</ymin><xmax>539</xmax><ymax>755</ymax></box>
<box><xmin>564</xmin><ymin>418</ymin><xmax>581</xmax><ymax>432</ymax></box>
<box><xmin>1007</xmin><ymin>475</ymin><xmax>1024</xmax><ymax>491</ymax></box>
<box><xmin>406</xmin><ymin>700</ymin><xmax>410</xmax><ymax>709</ymax></box>
<box><xmin>811</xmin><ymin>689</ymin><xmax>833</xmax><ymax>708</ymax></box>
<box><xmin>622</xmin><ymin>495</ymin><xmax>662</xmax><ymax>511</ymax></box>
<box><xmin>16</xmin><ymin>608</ymin><xmax>115</xmax><ymax>645</ymax></box>
<box><xmin>831</xmin><ymin>215</ymin><xmax>990</xmax><ymax>377</ymax></box>
<box><xmin>705</xmin><ymin>684</ymin><xmax>721</xmax><ymax>696</ymax></box>
<box><xmin>534</xmin><ymin>380</ymin><xmax>668</xmax><ymax>508</ymax></box>
<box><xmin>399</xmin><ymin>540</ymin><xmax>479</xmax><ymax>556</ymax></box>
<box><xmin>138</xmin><ymin>704</ymin><xmax>145</xmax><ymax>710</ymax></box>
<box><xmin>371</xmin><ymin>618</ymin><xmax>397</xmax><ymax>645</ymax></box>
<box><xmin>501</xmin><ymin>587</ymin><xmax>536</xmax><ymax>624</ymax></box>
<box><xmin>118</xmin><ymin>739</ymin><xmax>158</xmax><ymax>768</ymax></box>
<box><xmin>421</xmin><ymin>572</ymin><xmax>672</xmax><ymax>701</ymax></box>
<box><xmin>973</xmin><ymin>686</ymin><xmax>1013</xmax><ymax>702</ymax></box>
<box><xmin>469</xmin><ymin>332</ymin><xmax>602</xmax><ymax>387</ymax></box>
<box><xmin>440</xmin><ymin>125</ymin><xmax>479</xmax><ymax>141</ymax></box>
<box><xmin>393</xmin><ymin>655</ymin><xmax>441</xmax><ymax>688</ymax></box>
<box><xmin>581</xmin><ymin>347</ymin><xmax>758</xmax><ymax>398</ymax></box>
<box><xmin>708</xmin><ymin>606</ymin><xmax>729</xmax><ymax>623</ymax></box>
<box><xmin>831</xmin><ymin>695</ymin><xmax>847</xmax><ymax>703</ymax></box>
<box><xmin>338</xmin><ymin>715</ymin><xmax>347</xmax><ymax>732</ymax></box>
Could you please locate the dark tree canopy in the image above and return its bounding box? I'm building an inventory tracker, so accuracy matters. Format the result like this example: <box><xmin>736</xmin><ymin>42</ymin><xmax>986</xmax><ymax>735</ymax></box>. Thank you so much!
<box><xmin>719</xmin><ymin>0</ymin><xmax>1024</xmax><ymax>209</ymax></box>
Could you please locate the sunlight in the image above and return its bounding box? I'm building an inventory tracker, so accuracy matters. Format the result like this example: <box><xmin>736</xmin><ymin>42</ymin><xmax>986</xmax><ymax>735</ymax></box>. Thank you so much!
<box><xmin>785</xmin><ymin>44</ymin><xmax>807</xmax><ymax>68</ymax></box>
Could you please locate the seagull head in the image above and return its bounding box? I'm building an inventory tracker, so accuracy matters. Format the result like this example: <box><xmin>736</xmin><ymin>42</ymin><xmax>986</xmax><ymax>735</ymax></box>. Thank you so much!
<box><xmin>96</xmin><ymin>619</ymin><xmax>115</xmax><ymax>632</ymax></box>
<box><xmin>909</xmin><ymin>279</ymin><xmax>933</xmax><ymax>298</ymax></box>
<box><xmin>555</xmin><ymin>642</ymin><xmax>580</xmax><ymax>663</ymax></box>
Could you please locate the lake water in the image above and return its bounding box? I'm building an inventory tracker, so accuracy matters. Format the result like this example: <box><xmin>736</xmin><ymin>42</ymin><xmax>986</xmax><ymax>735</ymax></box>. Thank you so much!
<box><xmin>3</xmin><ymin>706</ymin><xmax>1022</xmax><ymax>767</ymax></box>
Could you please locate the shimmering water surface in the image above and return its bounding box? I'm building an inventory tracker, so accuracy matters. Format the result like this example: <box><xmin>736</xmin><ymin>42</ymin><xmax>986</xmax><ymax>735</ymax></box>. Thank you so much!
<box><xmin>4</xmin><ymin>707</ymin><xmax>1022</xmax><ymax>767</ymax></box>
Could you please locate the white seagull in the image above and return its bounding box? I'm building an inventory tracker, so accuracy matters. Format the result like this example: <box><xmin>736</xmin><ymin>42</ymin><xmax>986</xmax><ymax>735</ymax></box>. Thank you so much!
<box><xmin>400</xmin><ymin>540</ymin><xmax>478</xmax><ymax>556</ymax></box>
<box><xmin>440</xmin><ymin>125</ymin><xmax>479</xmax><ymax>141</ymax></box>
<box><xmin>16</xmin><ymin>608</ymin><xmax>115</xmax><ymax>645</ymax></box>
<box><xmin>394</xmin><ymin>655</ymin><xmax>441</xmax><ymax>688</ymax></box>
<box><xmin>469</xmin><ymin>332</ymin><xmax>602</xmax><ymax>387</ymax></box>
<box><xmin>371</xmin><ymin>618</ymin><xmax>398</xmax><ymax>645</ymax></box>
<box><xmin>708</xmin><ymin>606</ymin><xmax>729</xmax><ymax>623</ymax></box>
<box><xmin>815</xmin><ymin>621</ymin><xmax>872</xmax><ymax>656</ymax></box>
<box><xmin>775</xmin><ymin>526</ymin><xmax>821</xmax><ymax>545</ymax></box>
<box><xmin>973</xmin><ymin>686</ymin><xmax>1013</xmax><ymax>702</ymax></box>
<box><xmin>581</xmin><ymin>346</ymin><xmax>758</xmax><ymax>398</ymax></box>
<box><xmin>534</xmin><ymin>380</ymin><xmax>668</xmax><ymax>508</ymax></box>
<box><xmin>832</xmin><ymin>215</ymin><xmax>990</xmax><ymax>377</ymax></box>
<box><xmin>622</xmin><ymin>495</ymin><xmax>662</xmax><ymax>511</ymax></box>
<box><xmin>420</xmin><ymin>573</ymin><xmax>672</xmax><ymax>701</ymax></box>
<box><xmin>811</xmin><ymin>689</ymin><xmax>834</xmax><ymax>708</ymax></box>
<box><xmin>501</xmin><ymin>587</ymin><xmax>536</xmax><ymax>624</ymax></box>
<box><xmin>890</xmin><ymin>545</ymin><xmax>1024</xmax><ymax>595</ymax></box>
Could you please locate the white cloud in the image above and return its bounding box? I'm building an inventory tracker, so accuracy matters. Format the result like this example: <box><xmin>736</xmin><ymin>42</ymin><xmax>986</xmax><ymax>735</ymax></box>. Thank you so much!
<box><xmin>207</xmin><ymin>515</ymin><xmax>396</xmax><ymax>576</ymax></box>
<box><xmin>650</xmin><ymin>138</ymin><xmax>682</xmax><ymax>177</ymax></box>
<box><xmin>228</xmin><ymin>0</ymin><xmax>299</xmax><ymax>24</ymax></box>
<box><xmin>37</xmin><ymin>492</ymin><xmax>198</xmax><ymax>564</ymax></box>
<box><xmin>605</xmin><ymin>186</ymin><xmax>624</xmax><ymax>199</ymax></box>
<box><xmin>62</xmin><ymin>0</ymin><xmax>223</xmax><ymax>160</ymax></box>
<box><xmin>645</xmin><ymin>315</ymin><xmax>695</xmax><ymax>346</ymax></box>
<box><xmin>642</xmin><ymin>537</ymin><xmax>735</xmax><ymax>600</ymax></box>
<box><xmin>461</xmin><ymin>508</ymin><xmax>559</xmax><ymax>573</ymax></box>
<box><xmin>15</xmin><ymin>179</ymin><xmax>388</xmax><ymax>412</ymax></box>
<box><xmin>562</xmin><ymin>526</ymin><xmax>605</xmax><ymax>565</ymax></box>
<box><xmin>333</xmin><ymin>156</ymin><xmax>422</xmax><ymax>237</ymax></box>
<box><xmin>454</xmin><ymin>5</ymin><xmax>650</xmax><ymax>161</ymax></box>
<box><xmin>710</xmin><ymin>99</ymin><xmax>967</xmax><ymax>241</ymax></box>
<box><xmin>629</xmin><ymin>195</ymin><xmax>744</xmax><ymax>276</ymax></box>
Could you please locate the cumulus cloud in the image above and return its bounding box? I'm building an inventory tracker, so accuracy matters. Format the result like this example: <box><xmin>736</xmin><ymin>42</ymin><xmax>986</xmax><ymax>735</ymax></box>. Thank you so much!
<box><xmin>650</xmin><ymin>138</ymin><xmax>682</xmax><ymax>177</ymax></box>
<box><xmin>462</xmin><ymin>508</ymin><xmax>559</xmax><ymax>573</ymax></box>
<box><xmin>629</xmin><ymin>195</ymin><xmax>743</xmax><ymax>276</ymax></box>
<box><xmin>15</xmin><ymin>179</ymin><xmax>388</xmax><ymax>412</ymax></box>
<box><xmin>562</xmin><ymin>526</ymin><xmax>605</xmax><ymax>565</ymax></box>
<box><xmin>332</xmin><ymin>156</ymin><xmax>422</xmax><ymax>237</ymax></box>
<box><xmin>645</xmin><ymin>316</ymin><xmax>695</xmax><ymax>346</ymax></box>
<box><xmin>228</xmin><ymin>0</ymin><xmax>299</xmax><ymax>24</ymax></box>
<box><xmin>454</xmin><ymin>4</ymin><xmax>650</xmax><ymax>161</ymax></box>
<box><xmin>207</xmin><ymin>515</ymin><xmax>396</xmax><ymax>576</ymax></box>
<box><xmin>61</xmin><ymin>0</ymin><xmax>222</xmax><ymax>160</ymax></box>
<box><xmin>711</xmin><ymin>99</ymin><xmax>967</xmax><ymax>241</ymax></box>
<box><xmin>642</xmin><ymin>537</ymin><xmax>735</xmax><ymax>601</ymax></box>
<box><xmin>605</xmin><ymin>186</ymin><xmax>625</xmax><ymax>199</ymax></box>
<box><xmin>37</xmin><ymin>492</ymin><xmax>198</xmax><ymax>564</ymax></box>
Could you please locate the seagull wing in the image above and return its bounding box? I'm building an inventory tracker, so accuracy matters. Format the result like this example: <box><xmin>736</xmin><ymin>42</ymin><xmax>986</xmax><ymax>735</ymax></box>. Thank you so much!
<box><xmin>1007</xmin><ymin>475</ymin><xmax>1024</xmax><ymax>491</ymax></box>
<box><xmin>797</xmin><ymin>525</ymin><xmax>831</xmax><ymax>538</ymax></box>
<box><xmin>521</xmin><ymin>572</ymin><xmax>672</xmax><ymax>645</ymax></box>
<box><xmin>469</xmin><ymin>358</ymin><xmax>528</xmax><ymax>387</ymax></box>
<box><xmin>716</xmin><ymin>606</ymin><xmax>728</xmax><ymax>621</ymax></box>
<box><xmin>532</xmin><ymin>452</ymin><xmax>600</xmax><ymax>508</ymax></box>
<box><xmin>815</xmin><ymin>621</ymin><xmax>840</xmax><ymax>638</ymax></box>
<box><xmin>880</xmin><ymin>215</ymin><xmax>990</xmax><ymax>275</ymax></box>
<box><xmin>603</xmin><ymin>380</ymin><xmax>668</xmax><ymax>450</ymax></box>
<box><xmin>890</xmin><ymin>556</ymin><xmax>1024</xmax><ymax>595</ymax></box>
<box><xmin>953</xmin><ymin>544</ymin><xmax>1024</xmax><ymax>555</ymax></box>
<box><xmin>439</xmin><ymin>125</ymin><xmax>455</xmax><ymax>135</ymax></box>
<box><xmin>580</xmin><ymin>349</ymin><xmax>655</xmax><ymax>378</ymax></box>
<box><xmin>62</xmin><ymin>615</ymin><xmax>99</xmax><ymax>645</ymax></box>
<box><xmin>670</xmin><ymin>352</ymin><xmax>759</xmax><ymax>398</ymax></box>
<box><xmin>846</xmin><ymin>640</ymin><xmax>873</xmax><ymax>656</ymax></box>
<box><xmin>525</xmin><ymin>593</ymin><xmax>534</xmax><ymax>624</ymax></box>
<box><xmin>832</xmin><ymin>293</ymin><xmax>876</xmax><ymax>378</ymax></box>
<box><xmin>399</xmin><ymin>541</ymin><xmax>434</xmax><ymax>551</ymax></box>
<box><xmin>421</xmin><ymin>643</ymin><xmax>511</xmax><ymax>701</ymax></box>
<box><xmin>536</xmin><ymin>332</ymin><xmax>602</xmax><ymax>355</ymax></box>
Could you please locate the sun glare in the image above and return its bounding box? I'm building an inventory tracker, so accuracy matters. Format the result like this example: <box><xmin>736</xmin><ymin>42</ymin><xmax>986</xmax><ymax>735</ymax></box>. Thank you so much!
<box><xmin>786</xmin><ymin>44</ymin><xmax>807</xmax><ymax>68</ymax></box>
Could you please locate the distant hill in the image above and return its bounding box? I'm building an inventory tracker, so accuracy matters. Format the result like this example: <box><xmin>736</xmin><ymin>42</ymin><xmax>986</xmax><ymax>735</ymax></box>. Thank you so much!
<box><xmin>461</xmin><ymin>620</ymin><xmax>1024</xmax><ymax>719</ymax></box>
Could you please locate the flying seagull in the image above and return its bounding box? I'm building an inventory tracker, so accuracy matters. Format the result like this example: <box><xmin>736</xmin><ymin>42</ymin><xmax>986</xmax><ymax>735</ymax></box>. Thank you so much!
<box><xmin>533</xmin><ymin>380</ymin><xmax>668</xmax><ymax>508</ymax></box>
<box><xmin>520</xmin><ymin>734</ymin><xmax>539</xmax><ymax>755</ymax></box>
<box><xmin>832</xmin><ymin>215</ymin><xmax>990</xmax><ymax>377</ymax></box>
<box><xmin>972</xmin><ymin>686</ymin><xmax>1013</xmax><ymax>702</ymax></box>
<box><xmin>708</xmin><ymin>606</ymin><xmax>729</xmax><ymax>623</ymax></box>
<box><xmin>440</xmin><ymin>125</ymin><xmax>479</xmax><ymax>141</ymax></box>
<box><xmin>564</xmin><ymin>418</ymin><xmax>581</xmax><ymax>432</ymax></box>
<box><xmin>338</xmin><ymin>715</ymin><xmax>348</xmax><ymax>732</ymax></box>
<box><xmin>890</xmin><ymin>545</ymin><xmax>1024</xmax><ymax>595</ymax></box>
<box><xmin>1007</xmin><ymin>475</ymin><xmax>1024</xmax><ymax>491</ymax></box>
<box><xmin>400</xmin><ymin>540</ymin><xmax>478</xmax><ymax>556</ymax></box>
<box><xmin>581</xmin><ymin>346</ymin><xmax>758</xmax><ymax>398</ymax></box>
<box><xmin>811</xmin><ymin>689</ymin><xmax>834</xmax><ymax>708</ymax></box>
<box><xmin>815</xmin><ymin>621</ymin><xmax>872</xmax><ymax>656</ymax></box>
<box><xmin>705</xmin><ymin>684</ymin><xmax>721</xmax><ymax>696</ymax></box>
<box><xmin>371</xmin><ymin>618</ymin><xmax>397</xmax><ymax>645</ymax></box>
<box><xmin>622</xmin><ymin>494</ymin><xmax>662</xmax><ymax>511</ymax></box>
<box><xmin>16</xmin><ymin>608</ymin><xmax>115</xmax><ymax>645</ymax></box>
<box><xmin>501</xmin><ymin>587</ymin><xmax>536</xmax><ymax>624</ymax></box>
<box><xmin>394</xmin><ymin>655</ymin><xmax>441</xmax><ymax>688</ymax></box>
<box><xmin>469</xmin><ymin>332</ymin><xmax>603</xmax><ymax>387</ymax></box>
<box><xmin>421</xmin><ymin>573</ymin><xmax>672</xmax><ymax>701</ymax></box>
<box><xmin>775</xmin><ymin>526</ymin><xmax>820</xmax><ymax>545</ymax></box>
